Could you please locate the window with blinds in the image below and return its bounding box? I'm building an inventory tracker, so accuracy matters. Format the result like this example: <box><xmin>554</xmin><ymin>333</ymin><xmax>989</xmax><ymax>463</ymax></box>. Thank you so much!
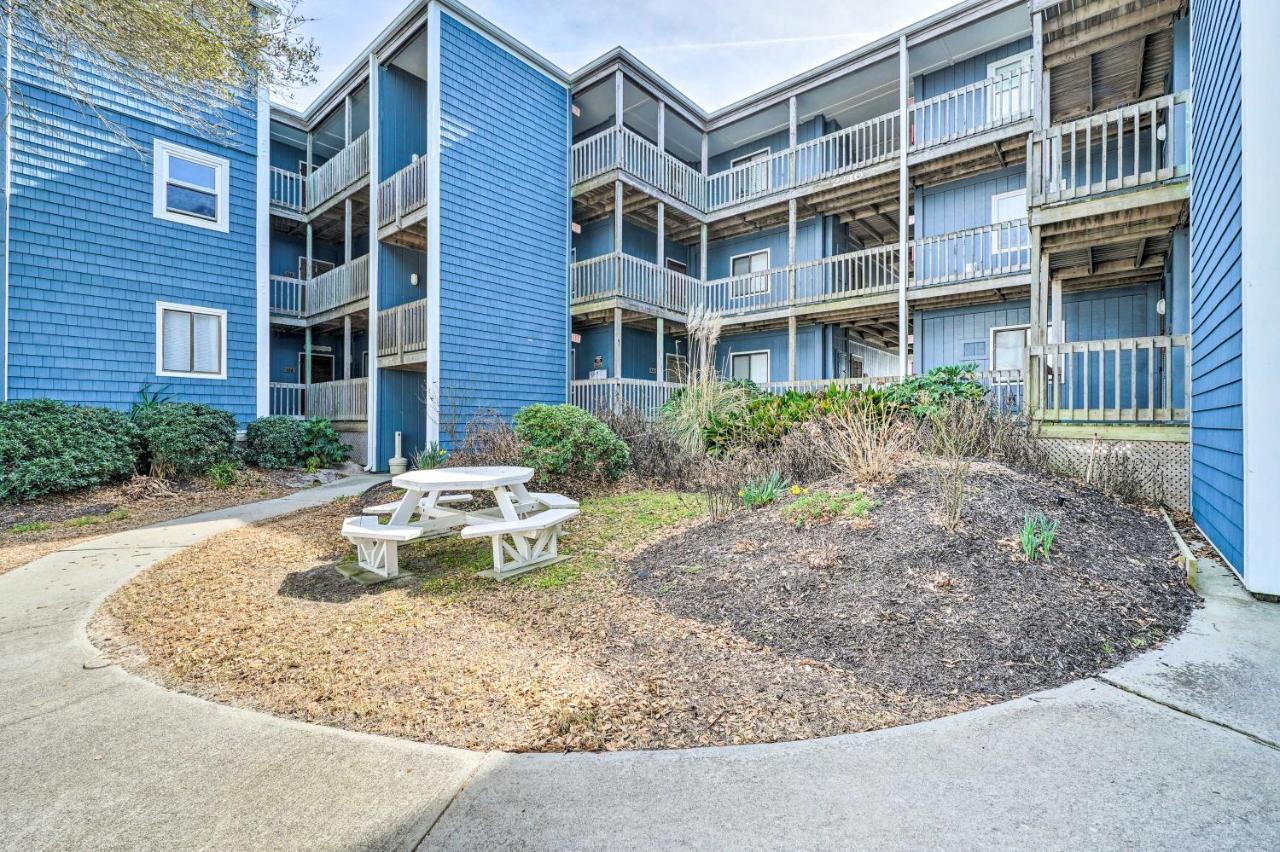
<box><xmin>156</xmin><ymin>303</ymin><xmax>225</xmax><ymax>379</ymax></box>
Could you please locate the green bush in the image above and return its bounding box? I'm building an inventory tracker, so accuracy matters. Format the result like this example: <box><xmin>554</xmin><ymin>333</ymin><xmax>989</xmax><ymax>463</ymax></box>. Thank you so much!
<box><xmin>244</xmin><ymin>416</ymin><xmax>306</xmax><ymax>469</ymax></box>
<box><xmin>133</xmin><ymin>402</ymin><xmax>236</xmax><ymax>478</ymax></box>
<box><xmin>301</xmin><ymin>417</ymin><xmax>350</xmax><ymax>467</ymax></box>
<box><xmin>882</xmin><ymin>364</ymin><xmax>987</xmax><ymax>418</ymax></box>
<box><xmin>513</xmin><ymin>404</ymin><xmax>630</xmax><ymax>483</ymax></box>
<box><xmin>0</xmin><ymin>399</ymin><xmax>141</xmax><ymax>502</ymax></box>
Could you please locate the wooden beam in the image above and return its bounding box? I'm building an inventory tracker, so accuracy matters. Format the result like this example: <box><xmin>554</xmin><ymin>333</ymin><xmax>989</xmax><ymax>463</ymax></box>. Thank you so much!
<box><xmin>1135</xmin><ymin>236</ymin><xmax>1148</xmax><ymax>268</ymax></box>
<box><xmin>1131</xmin><ymin>34</ymin><xmax>1148</xmax><ymax>100</ymax></box>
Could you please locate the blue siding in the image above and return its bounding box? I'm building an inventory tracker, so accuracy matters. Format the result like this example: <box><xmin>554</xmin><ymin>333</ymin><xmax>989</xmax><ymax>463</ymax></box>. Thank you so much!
<box><xmin>917</xmin><ymin>167</ymin><xmax>1025</xmax><ymax>237</ymax></box>
<box><xmin>379</xmin><ymin>65</ymin><xmax>427</xmax><ymax>180</ymax></box>
<box><xmin>378</xmin><ymin>369</ymin><xmax>427</xmax><ymax>460</ymax></box>
<box><xmin>705</xmin><ymin>217</ymin><xmax>825</xmax><ymax>278</ymax></box>
<box><xmin>4</xmin><ymin>28</ymin><xmax>259</xmax><ymax>421</ymax></box>
<box><xmin>715</xmin><ymin>325</ymin><xmax>826</xmax><ymax>382</ymax></box>
<box><xmin>1189</xmin><ymin>0</ymin><xmax>1245</xmax><ymax>572</ymax></box>
<box><xmin>917</xmin><ymin>38</ymin><xmax>1032</xmax><ymax>100</ymax></box>
<box><xmin>573</xmin><ymin>325</ymin><xmax>678</xmax><ymax>380</ymax></box>
<box><xmin>436</xmin><ymin>12</ymin><xmax>569</xmax><ymax>443</ymax></box>
<box><xmin>917</xmin><ymin>302</ymin><xmax>1031</xmax><ymax>372</ymax></box>
<box><xmin>573</xmin><ymin>218</ymin><xmax>692</xmax><ymax>268</ymax></box>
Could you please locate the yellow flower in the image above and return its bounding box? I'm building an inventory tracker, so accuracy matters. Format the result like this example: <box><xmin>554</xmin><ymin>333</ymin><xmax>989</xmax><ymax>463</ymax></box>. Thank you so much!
<box><xmin>790</xmin><ymin>485</ymin><xmax>801</xmax><ymax>495</ymax></box>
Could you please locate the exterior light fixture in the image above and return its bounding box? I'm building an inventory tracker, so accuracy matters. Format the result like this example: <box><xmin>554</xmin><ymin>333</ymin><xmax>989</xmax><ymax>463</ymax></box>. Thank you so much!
<box><xmin>410</xmin><ymin>273</ymin><xmax>419</xmax><ymax>287</ymax></box>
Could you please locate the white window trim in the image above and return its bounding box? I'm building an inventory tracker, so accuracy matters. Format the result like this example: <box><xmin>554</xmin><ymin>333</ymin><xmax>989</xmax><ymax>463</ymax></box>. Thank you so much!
<box><xmin>152</xmin><ymin>139</ymin><xmax>230</xmax><ymax>232</ymax></box>
<box><xmin>728</xmin><ymin>248</ymin><xmax>771</xmax><ymax>299</ymax></box>
<box><xmin>730</xmin><ymin>349</ymin><xmax>771</xmax><ymax>383</ymax></box>
<box><xmin>989</xmin><ymin>323</ymin><xmax>1030</xmax><ymax>373</ymax></box>
<box><xmin>155</xmin><ymin>301</ymin><xmax>228</xmax><ymax>380</ymax></box>
<box><xmin>987</xmin><ymin>50</ymin><xmax>1034</xmax><ymax>123</ymax></box>
<box><xmin>990</xmin><ymin>189</ymin><xmax>1027</xmax><ymax>224</ymax></box>
<box><xmin>730</xmin><ymin>147</ymin><xmax>771</xmax><ymax>169</ymax></box>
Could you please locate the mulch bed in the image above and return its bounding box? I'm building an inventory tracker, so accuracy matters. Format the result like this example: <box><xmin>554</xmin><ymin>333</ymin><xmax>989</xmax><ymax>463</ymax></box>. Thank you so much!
<box><xmin>0</xmin><ymin>469</ymin><xmax>336</xmax><ymax>575</ymax></box>
<box><xmin>627</xmin><ymin>460</ymin><xmax>1198</xmax><ymax>700</ymax></box>
<box><xmin>91</xmin><ymin>463</ymin><xmax>1197</xmax><ymax>754</ymax></box>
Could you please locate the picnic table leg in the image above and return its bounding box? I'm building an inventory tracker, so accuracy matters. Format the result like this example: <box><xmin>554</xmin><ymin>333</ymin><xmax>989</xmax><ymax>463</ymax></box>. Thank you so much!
<box><xmin>493</xmin><ymin>486</ymin><xmax>521</xmax><ymax>522</ymax></box>
<box><xmin>388</xmin><ymin>488</ymin><xmax>426</xmax><ymax>527</ymax></box>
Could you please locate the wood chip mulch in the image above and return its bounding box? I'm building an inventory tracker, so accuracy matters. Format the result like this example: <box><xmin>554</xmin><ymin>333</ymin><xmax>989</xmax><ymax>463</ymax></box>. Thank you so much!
<box><xmin>91</xmin><ymin>463</ymin><xmax>1197</xmax><ymax>754</ymax></box>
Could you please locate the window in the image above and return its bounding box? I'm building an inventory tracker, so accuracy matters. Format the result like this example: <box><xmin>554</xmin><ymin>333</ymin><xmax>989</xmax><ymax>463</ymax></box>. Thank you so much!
<box><xmin>729</xmin><ymin>249</ymin><xmax>770</xmax><ymax>298</ymax></box>
<box><xmin>665</xmin><ymin>258</ymin><xmax>688</xmax><ymax>274</ymax></box>
<box><xmin>156</xmin><ymin>302</ymin><xmax>226</xmax><ymax>379</ymax></box>
<box><xmin>730</xmin><ymin>351</ymin><xmax>770</xmax><ymax>384</ymax></box>
<box><xmin>991</xmin><ymin>189</ymin><xmax>1029</xmax><ymax>267</ymax></box>
<box><xmin>991</xmin><ymin>189</ymin><xmax>1027</xmax><ymax>224</ymax></box>
<box><xmin>989</xmin><ymin>324</ymin><xmax>1029</xmax><ymax>373</ymax></box>
<box><xmin>987</xmin><ymin>51</ymin><xmax>1033</xmax><ymax>121</ymax></box>
<box><xmin>153</xmin><ymin>139</ymin><xmax>230</xmax><ymax>232</ymax></box>
<box><xmin>664</xmin><ymin>353</ymin><xmax>689</xmax><ymax>382</ymax></box>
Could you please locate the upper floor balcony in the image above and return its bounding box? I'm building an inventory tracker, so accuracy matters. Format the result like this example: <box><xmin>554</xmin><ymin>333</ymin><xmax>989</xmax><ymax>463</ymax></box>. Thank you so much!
<box><xmin>570</xmin><ymin>219</ymin><xmax>1030</xmax><ymax>322</ymax></box>
<box><xmin>1030</xmin><ymin>92</ymin><xmax>1190</xmax><ymax>208</ymax></box>
<box><xmin>269</xmin><ymin>254</ymin><xmax>371</xmax><ymax>322</ymax></box>
<box><xmin>269</xmin><ymin>132</ymin><xmax>371</xmax><ymax>216</ymax></box>
<box><xmin>571</xmin><ymin>65</ymin><xmax>1034</xmax><ymax>216</ymax></box>
<box><xmin>376</xmin><ymin>156</ymin><xmax>430</xmax><ymax>238</ymax></box>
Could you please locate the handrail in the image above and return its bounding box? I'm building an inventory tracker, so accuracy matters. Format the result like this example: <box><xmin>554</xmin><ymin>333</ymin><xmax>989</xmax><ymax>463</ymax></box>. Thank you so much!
<box><xmin>570</xmin><ymin>253</ymin><xmax>699</xmax><ymax>314</ymax></box>
<box><xmin>269</xmin><ymin>275</ymin><xmax>305</xmax><ymax>317</ymax></box>
<box><xmin>1031</xmin><ymin>91</ymin><xmax>1191</xmax><ymax>205</ymax></box>
<box><xmin>910</xmin><ymin>66</ymin><xmax>1033</xmax><ymax>151</ymax></box>
<box><xmin>305</xmin><ymin>377</ymin><xmax>369</xmax><ymax>421</ymax></box>
<box><xmin>911</xmin><ymin>219</ymin><xmax>1031</xmax><ymax>287</ymax></box>
<box><xmin>569</xmin><ymin>378</ymin><xmax>683</xmax><ymax>418</ymax></box>
<box><xmin>1027</xmin><ymin>334</ymin><xmax>1190</xmax><ymax>423</ymax></box>
<box><xmin>307</xmin><ymin>132</ymin><xmax>370</xmax><ymax>210</ymax></box>
<box><xmin>306</xmin><ymin>254</ymin><xmax>370</xmax><ymax>316</ymax></box>
<box><xmin>270</xmin><ymin>167</ymin><xmax>305</xmax><ymax>213</ymax></box>
<box><xmin>377</xmin><ymin>300</ymin><xmax>428</xmax><ymax>361</ymax></box>
<box><xmin>377</xmin><ymin>156</ymin><xmax>430</xmax><ymax>229</ymax></box>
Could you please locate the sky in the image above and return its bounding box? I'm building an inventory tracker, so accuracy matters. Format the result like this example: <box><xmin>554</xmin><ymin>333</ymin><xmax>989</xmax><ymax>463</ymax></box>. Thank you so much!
<box><xmin>277</xmin><ymin>0</ymin><xmax>959</xmax><ymax>112</ymax></box>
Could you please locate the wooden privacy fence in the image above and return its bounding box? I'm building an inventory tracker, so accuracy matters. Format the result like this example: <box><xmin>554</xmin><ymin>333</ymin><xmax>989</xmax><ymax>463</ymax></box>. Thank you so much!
<box><xmin>1027</xmin><ymin>335</ymin><xmax>1191</xmax><ymax>423</ymax></box>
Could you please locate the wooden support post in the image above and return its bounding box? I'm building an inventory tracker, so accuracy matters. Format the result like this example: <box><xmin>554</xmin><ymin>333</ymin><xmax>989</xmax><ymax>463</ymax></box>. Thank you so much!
<box><xmin>656</xmin><ymin>202</ymin><xmax>665</xmax><ymax>268</ymax></box>
<box><xmin>787</xmin><ymin>199</ymin><xmax>797</xmax><ymax>305</ymax></box>
<box><xmin>613</xmin><ymin>180</ymin><xmax>624</xmax><ymax>291</ymax></box>
<box><xmin>657</xmin><ymin>101</ymin><xmax>666</xmax><ymax>153</ymax></box>
<box><xmin>612</xmin><ymin>308</ymin><xmax>623</xmax><ymax>380</ymax></box>
<box><xmin>344</xmin><ymin>94</ymin><xmax>353</xmax><ymax>145</ymax></box>
<box><xmin>788</xmin><ymin>316</ymin><xmax>798</xmax><ymax>382</ymax></box>
<box><xmin>656</xmin><ymin>316</ymin><xmax>665</xmax><ymax>381</ymax></box>
<box><xmin>344</xmin><ymin>199</ymin><xmax>353</xmax><ymax>264</ymax></box>
<box><xmin>304</xmin><ymin>325</ymin><xmax>313</xmax><ymax>387</ymax></box>
<box><xmin>1051</xmin><ymin>280</ymin><xmax>1064</xmax><ymax>344</ymax></box>
<box><xmin>699</xmin><ymin>224</ymin><xmax>708</xmax><ymax>281</ymax></box>
<box><xmin>343</xmin><ymin>315</ymin><xmax>353</xmax><ymax>381</ymax></box>
<box><xmin>700</xmin><ymin>134</ymin><xmax>708</xmax><ymax>176</ymax></box>
<box><xmin>897</xmin><ymin>34</ymin><xmax>910</xmax><ymax>379</ymax></box>
<box><xmin>614</xmin><ymin>70</ymin><xmax>624</xmax><ymax>128</ymax></box>
<box><xmin>788</xmin><ymin>95</ymin><xmax>797</xmax><ymax>187</ymax></box>
<box><xmin>305</xmin><ymin>222</ymin><xmax>314</xmax><ymax>282</ymax></box>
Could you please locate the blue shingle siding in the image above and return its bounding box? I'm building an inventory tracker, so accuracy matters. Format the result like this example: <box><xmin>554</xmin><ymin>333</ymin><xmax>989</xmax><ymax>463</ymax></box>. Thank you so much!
<box><xmin>379</xmin><ymin>65</ymin><xmax>427</xmax><ymax>179</ymax></box>
<box><xmin>716</xmin><ymin>325</ymin><xmax>826</xmax><ymax>382</ymax></box>
<box><xmin>916</xmin><ymin>38</ymin><xmax>1032</xmax><ymax>100</ymax></box>
<box><xmin>917</xmin><ymin>167</ymin><xmax>1025</xmax><ymax>237</ymax></box>
<box><xmin>573</xmin><ymin>325</ymin><xmax>679</xmax><ymax>380</ymax></box>
<box><xmin>4</xmin><ymin>29</ymin><xmax>259</xmax><ymax>420</ymax></box>
<box><xmin>1189</xmin><ymin>0</ymin><xmax>1245</xmax><ymax>572</ymax></box>
<box><xmin>436</xmin><ymin>11</ymin><xmax>569</xmax><ymax>439</ymax></box>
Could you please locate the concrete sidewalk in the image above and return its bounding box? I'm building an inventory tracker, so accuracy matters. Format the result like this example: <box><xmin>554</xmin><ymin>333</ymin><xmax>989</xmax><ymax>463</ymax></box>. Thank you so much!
<box><xmin>1</xmin><ymin>481</ymin><xmax>1277</xmax><ymax>851</ymax></box>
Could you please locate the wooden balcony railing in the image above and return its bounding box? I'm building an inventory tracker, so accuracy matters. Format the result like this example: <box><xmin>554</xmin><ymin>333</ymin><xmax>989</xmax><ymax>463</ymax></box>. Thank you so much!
<box><xmin>306</xmin><ymin>377</ymin><xmax>369</xmax><ymax>421</ymax></box>
<box><xmin>306</xmin><ymin>254</ymin><xmax>370</xmax><ymax>316</ymax></box>
<box><xmin>704</xmin><ymin>244</ymin><xmax>900</xmax><ymax>317</ymax></box>
<box><xmin>1027</xmin><ymin>334</ymin><xmax>1190</xmax><ymax>423</ymax></box>
<box><xmin>1031</xmin><ymin>91</ymin><xmax>1190</xmax><ymax>205</ymax></box>
<box><xmin>910</xmin><ymin>66</ymin><xmax>1033</xmax><ymax>152</ymax></box>
<box><xmin>307</xmin><ymin>132</ymin><xmax>370</xmax><ymax>210</ymax></box>
<box><xmin>269</xmin><ymin>382</ymin><xmax>305</xmax><ymax>417</ymax></box>
<box><xmin>571</xmin><ymin>253</ymin><xmax>699</xmax><ymax>314</ymax></box>
<box><xmin>270</xmin><ymin>167</ymin><xmax>305</xmax><ymax>213</ymax></box>
<box><xmin>911</xmin><ymin>220</ymin><xmax>1031</xmax><ymax>288</ymax></box>
<box><xmin>377</xmin><ymin>156</ymin><xmax>430</xmax><ymax>229</ymax></box>
<box><xmin>377</xmin><ymin>300</ymin><xmax>428</xmax><ymax>361</ymax></box>
<box><xmin>570</xmin><ymin>378</ymin><xmax>682</xmax><ymax>419</ymax></box>
<box><xmin>269</xmin><ymin>275</ymin><xmax>305</xmax><ymax>317</ymax></box>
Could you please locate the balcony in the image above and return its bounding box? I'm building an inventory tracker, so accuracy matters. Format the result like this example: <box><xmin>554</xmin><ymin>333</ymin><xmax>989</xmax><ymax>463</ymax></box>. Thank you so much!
<box><xmin>268</xmin><ymin>132</ymin><xmax>370</xmax><ymax>215</ymax></box>
<box><xmin>571</xmin><ymin>253</ymin><xmax>699</xmax><ymax>316</ymax></box>
<box><xmin>377</xmin><ymin>157</ymin><xmax>430</xmax><ymax>233</ymax></box>
<box><xmin>268</xmin><ymin>255</ymin><xmax>370</xmax><ymax>321</ymax></box>
<box><xmin>1027</xmin><ymin>334</ymin><xmax>1190</xmax><ymax>424</ymax></box>
<box><xmin>911</xmin><ymin>220</ymin><xmax>1031</xmax><ymax>289</ymax></box>
<box><xmin>704</xmin><ymin>244</ymin><xmax>900</xmax><ymax>318</ymax></box>
<box><xmin>1030</xmin><ymin>92</ymin><xmax>1190</xmax><ymax>207</ymax></box>
<box><xmin>269</xmin><ymin>377</ymin><xmax>369</xmax><ymax>422</ymax></box>
<box><xmin>377</xmin><ymin>300</ymin><xmax>428</xmax><ymax>367</ymax></box>
<box><xmin>572</xmin><ymin>126</ymin><xmax>705</xmax><ymax>210</ymax></box>
<box><xmin>909</xmin><ymin>66</ymin><xmax>1033</xmax><ymax>154</ymax></box>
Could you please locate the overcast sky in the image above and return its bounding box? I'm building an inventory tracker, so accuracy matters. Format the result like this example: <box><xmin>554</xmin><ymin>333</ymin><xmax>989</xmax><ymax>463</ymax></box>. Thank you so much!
<box><xmin>277</xmin><ymin>0</ymin><xmax>959</xmax><ymax>111</ymax></box>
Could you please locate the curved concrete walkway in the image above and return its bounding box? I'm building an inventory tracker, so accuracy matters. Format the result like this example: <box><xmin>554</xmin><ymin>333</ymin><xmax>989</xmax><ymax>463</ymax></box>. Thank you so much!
<box><xmin>1</xmin><ymin>478</ymin><xmax>1278</xmax><ymax>851</ymax></box>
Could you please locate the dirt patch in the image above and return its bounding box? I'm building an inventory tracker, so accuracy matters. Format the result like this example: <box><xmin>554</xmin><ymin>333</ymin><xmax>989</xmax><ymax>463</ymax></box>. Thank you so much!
<box><xmin>627</xmin><ymin>461</ymin><xmax>1197</xmax><ymax>700</ymax></box>
<box><xmin>0</xmin><ymin>469</ymin><xmax>335</xmax><ymax>575</ymax></box>
<box><xmin>93</xmin><ymin>467</ymin><xmax>1196</xmax><ymax>753</ymax></box>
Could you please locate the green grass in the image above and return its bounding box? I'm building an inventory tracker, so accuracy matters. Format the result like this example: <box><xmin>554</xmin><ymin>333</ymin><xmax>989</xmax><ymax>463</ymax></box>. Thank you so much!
<box><xmin>6</xmin><ymin>521</ymin><xmax>51</xmax><ymax>535</ymax></box>
<box><xmin>410</xmin><ymin>490</ymin><xmax>700</xmax><ymax>596</ymax></box>
<box><xmin>65</xmin><ymin>508</ymin><xmax>129</xmax><ymax>528</ymax></box>
<box><xmin>781</xmin><ymin>491</ymin><xmax>877</xmax><ymax>528</ymax></box>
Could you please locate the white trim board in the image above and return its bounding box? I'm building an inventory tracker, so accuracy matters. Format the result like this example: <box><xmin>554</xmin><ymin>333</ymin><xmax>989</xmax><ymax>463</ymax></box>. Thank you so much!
<box><xmin>425</xmin><ymin>0</ymin><xmax>443</xmax><ymax>447</ymax></box>
<box><xmin>255</xmin><ymin>83</ymin><xmax>271</xmax><ymax>417</ymax></box>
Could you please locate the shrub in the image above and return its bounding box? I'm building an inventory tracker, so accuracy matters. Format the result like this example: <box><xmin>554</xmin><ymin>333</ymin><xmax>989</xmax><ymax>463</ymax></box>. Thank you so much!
<box><xmin>513</xmin><ymin>404</ymin><xmax>630</xmax><ymax>483</ymax></box>
<box><xmin>449</xmin><ymin>410</ymin><xmax>526</xmax><ymax>468</ymax></box>
<box><xmin>782</xmin><ymin>490</ymin><xmax>877</xmax><ymax>528</ymax></box>
<box><xmin>739</xmin><ymin>471</ymin><xmax>786</xmax><ymax>509</ymax></box>
<box><xmin>133</xmin><ymin>402</ymin><xmax>236</xmax><ymax>479</ymax></box>
<box><xmin>659</xmin><ymin>372</ymin><xmax>755</xmax><ymax>456</ymax></box>
<box><xmin>244</xmin><ymin>416</ymin><xmax>306</xmax><ymax>469</ymax></box>
<box><xmin>0</xmin><ymin>399</ymin><xmax>141</xmax><ymax>502</ymax></box>
<box><xmin>598</xmin><ymin>408</ymin><xmax>699</xmax><ymax>484</ymax></box>
<box><xmin>883</xmin><ymin>364</ymin><xmax>987</xmax><ymax>419</ymax></box>
<box><xmin>301</xmin><ymin>417</ymin><xmax>350</xmax><ymax>467</ymax></box>
<box><xmin>919</xmin><ymin>398</ymin><xmax>992</xmax><ymax>530</ymax></box>
<box><xmin>206</xmin><ymin>461</ymin><xmax>239</xmax><ymax>489</ymax></box>
<box><xmin>813</xmin><ymin>395</ymin><xmax>916</xmax><ymax>483</ymax></box>
<box><xmin>412</xmin><ymin>442</ymin><xmax>448</xmax><ymax>470</ymax></box>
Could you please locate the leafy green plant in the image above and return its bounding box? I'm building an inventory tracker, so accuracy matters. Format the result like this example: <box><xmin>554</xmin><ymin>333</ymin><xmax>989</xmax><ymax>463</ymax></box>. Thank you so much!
<box><xmin>0</xmin><ymin>399</ymin><xmax>141</xmax><ymax>502</ymax></box>
<box><xmin>883</xmin><ymin>364</ymin><xmax>988</xmax><ymax>419</ymax></box>
<box><xmin>6</xmin><ymin>521</ymin><xmax>51</xmax><ymax>535</ymax></box>
<box><xmin>781</xmin><ymin>490</ymin><xmax>877</xmax><ymax>527</ymax></box>
<box><xmin>413</xmin><ymin>441</ymin><xmax>448</xmax><ymax>470</ymax></box>
<box><xmin>1019</xmin><ymin>511</ymin><xmax>1060</xmax><ymax>561</ymax></box>
<box><xmin>513</xmin><ymin>404</ymin><xmax>630</xmax><ymax>483</ymax></box>
<box><xmin>301</xmin><ymin>417</ymin><xmax>351</xmax><ymax>467</ymax></box>
<box><xmin>132</xmin><ymin>383</ymin><xmax>173</xmax><ymax>415</ymax></box>
<box><xmin>738</xmin><ymin>471</ymin><xmax>786</xmax><ymax>509</ymax></box>
<box><xmin>244</xmin><ymin>416</ymin><xmax>306</xmax><ymax>469</ymax></box>
<box><xmin>133</xmin><ymin>403</ymin><xmax>236</xmax><ymax>479</ymax></box>
<box><xmin>206</xmin><ymin>461</ymin><xmax>239</xmax><ymax>489</ymax></box>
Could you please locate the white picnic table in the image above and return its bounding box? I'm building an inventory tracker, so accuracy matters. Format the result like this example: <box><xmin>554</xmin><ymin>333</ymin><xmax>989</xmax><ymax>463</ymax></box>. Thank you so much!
<box><xmin>340</xmin><ymin>465</ymin><xmax>579</xmax><ymax>583</ymax></box>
